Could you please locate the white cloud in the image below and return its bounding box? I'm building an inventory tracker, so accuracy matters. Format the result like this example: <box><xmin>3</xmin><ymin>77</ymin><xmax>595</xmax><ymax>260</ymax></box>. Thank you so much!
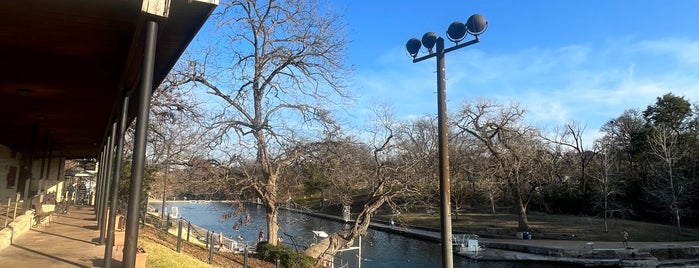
<box><xmin>633</xmin><ymin>37</ymin><xmax>699</xmax><ymax>64</ymax></box>
<box><xmin>350</xmin><ymin>37</ymin><xmax>699</xmax><ymax>148</ymax></box>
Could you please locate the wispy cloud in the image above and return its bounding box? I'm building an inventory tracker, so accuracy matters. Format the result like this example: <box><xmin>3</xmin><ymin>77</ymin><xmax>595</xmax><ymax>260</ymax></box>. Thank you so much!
<box><xmin>351</xmin><ymin>37</ymin><xmax>699</xmax><ymax>148</ymax></box>
<box><xmin>633</xmin><ymin>37</ymin><xmax>699</xmax><ymax>64</ymax></box>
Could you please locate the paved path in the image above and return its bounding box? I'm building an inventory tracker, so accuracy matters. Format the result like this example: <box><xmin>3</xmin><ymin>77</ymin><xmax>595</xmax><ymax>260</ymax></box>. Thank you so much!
<box><xmin>0</xmin><ymin>205</ymin><xmax>123</xmax><ymax>267</ymax></box>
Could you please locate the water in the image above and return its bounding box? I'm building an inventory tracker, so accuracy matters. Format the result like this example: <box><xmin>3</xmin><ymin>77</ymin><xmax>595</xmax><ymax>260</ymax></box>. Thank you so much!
<box><xmin>158</xmin><ymin>202</ymin><xmax>575</xmax><ymax>268</ymax></box>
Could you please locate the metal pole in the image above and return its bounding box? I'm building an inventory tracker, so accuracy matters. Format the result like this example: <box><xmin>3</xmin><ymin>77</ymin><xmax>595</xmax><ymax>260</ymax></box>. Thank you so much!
<box><xmin>244</xmin><ymin>247</ymin><xmax>248</xmax><ymax>268</ymax></box>
<box><xmin>187</xmin><ymin>221</ymin><xmax>191</xmax><ymax>241</ymax></box>
<box><xmin>22</xmin><ymin>125</ymin><xmax>37</xmax><ymax>211</ymax></box>
<box><xmin>161</xmin><ymin>147</ymin><xmax>169</xmax><ymax>219</ymax></box>
<box><xmin>358</xmin><ymin>236</ymin><xmax>362</xmax><ymax>268</ymax></box>
<box><xmin>206</xmin><ymin>231</ymin><xmax>210</xmax><ymax>248</ymax></box>
<box><xmin>435</xmin><ymin>37</ymin><xmax>454</xmax><ymax>268</ymax></box>
<box><xmin>105</xmin><ymin>95</ymin><xmax>129</xmax><ymax>268</ymax></box>
<box><xmin>45</xmin><ymin>143</ymin><xmax>53</xmax><ymax>195</ymax></box>
<box><xmin>209</xmin><ymin>234</ymin><xmax>214</xmax><ymax>264</ymax></box>
<box><xmin>4</xmin><ymin>198</ymin><xmax>10</xmax><ymax>227</ymax></box>
<box><xmin>177</xmin><ymin>220</ymin><xmax>183</xmax><ymax>252</ymax></box>
<box><xmin>96</xmin><ymin>148</ymin><xmax>105</xmax><ymax>213</ymax></box>
<box><xmin>37</xmin><ymin>135</ymin><xmax>48</xmax><ymax>195</ymax></box>
<box><xmin>123</xmin><ymin>20</ymin><xmax>158</xmax><ymax>268</ymax></box>
<box><xmin>99</xmin><ymin>132</ymin><xmax>114</xmax><ymax>245</ymax></box>
<box><xmin>13</xmin><ymin>196</ymin><xmax>19</xmax><ymax>219</ymax></box>
<box><xmin>57</xmin><ymin>156</ymin><xmax>65</xmax><ymax>204</ymax></box>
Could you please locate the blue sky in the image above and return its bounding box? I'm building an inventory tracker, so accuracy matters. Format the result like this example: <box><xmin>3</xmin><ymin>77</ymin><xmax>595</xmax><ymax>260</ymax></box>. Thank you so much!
<box><xmin>332</xmin><ymin>0</ymin><xmax>699</xmax><ymax>147</ymax></box>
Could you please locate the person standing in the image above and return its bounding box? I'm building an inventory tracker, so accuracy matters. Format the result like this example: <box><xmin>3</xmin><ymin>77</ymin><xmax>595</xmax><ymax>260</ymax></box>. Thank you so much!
<box><xmin>66</xmin><ymin>183</ymin><xmax>75</xmax><ymax>204</ymax></box>
<box><xmin>258</xmin><ymin>230</ymin><xmax>264</xmax><ymax>242</ymax></box>
<box><xmin>621</xmin><ymin>230</ymin><xmax>629</xmax><ymax>248</ymax></box>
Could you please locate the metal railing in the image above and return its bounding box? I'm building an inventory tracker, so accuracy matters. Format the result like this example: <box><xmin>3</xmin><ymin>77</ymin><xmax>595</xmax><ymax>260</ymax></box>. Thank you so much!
<box><xmin>0</xmin><ymin>197</ymin><xmax>24</xmax><ymax>229</ymax></box>
<box><xmin>141</xmin><ymin>212</ymin><xmax>256</xmax><ymax>266</ymax></box>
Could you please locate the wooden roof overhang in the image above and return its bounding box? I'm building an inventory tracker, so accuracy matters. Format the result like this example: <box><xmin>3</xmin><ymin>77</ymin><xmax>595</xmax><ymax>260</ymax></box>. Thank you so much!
<box><xmin>0</xmin><ymin>0</ymin><xmax>217</xmax><ymax>159</ymax></box>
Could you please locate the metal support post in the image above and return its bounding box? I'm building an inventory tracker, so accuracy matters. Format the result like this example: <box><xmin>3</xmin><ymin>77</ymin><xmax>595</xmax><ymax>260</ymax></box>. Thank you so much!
<box><xmin>104</xmin><ymin>95</ymin><xmax>129</xmax><ymax>268</ymax></box>
<box><xmin>209</xmin><ymin>234</ymin><xmax>214</xmax><ymax>264</ymax></box>
<box><xmin>122</xmin><ymin>20</ymin><xmax>158</xmax><ymax>268</ymax></box>
<box><xmin>99</xmin><ymin>132</ymin><xmax>114</xmax><ymax>245</ymax></box>
<box><xmin>177</xmin><ymin>220</ymin><xmax>183</xmax><ymax>252</ymax></box>
<box><xmin>435</xmin><ymin>37</ymin><xmax>454</xmax><ymax>268</ymax></box>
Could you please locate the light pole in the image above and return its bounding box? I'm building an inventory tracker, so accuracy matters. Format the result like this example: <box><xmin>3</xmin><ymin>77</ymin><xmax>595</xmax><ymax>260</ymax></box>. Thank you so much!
<box><xmin>405</xmin><ymin>14</ymin><xmax>487</xmax><ymax>268</ymax></box>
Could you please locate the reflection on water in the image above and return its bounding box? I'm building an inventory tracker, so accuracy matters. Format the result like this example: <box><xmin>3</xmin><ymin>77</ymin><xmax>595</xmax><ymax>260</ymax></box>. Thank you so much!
<box><xmin>161</xmin><ymin>202</ymin><xmax>575</xmax><ymax>268</ymax></box>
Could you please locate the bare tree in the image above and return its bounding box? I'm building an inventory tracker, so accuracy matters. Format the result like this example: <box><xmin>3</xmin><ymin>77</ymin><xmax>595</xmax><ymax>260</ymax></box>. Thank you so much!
<box><xmin>543</xmin><ymin>122</ymin><xmax>595</xmax><ymax>195</ymax></box>
<box><xmin>395</xmin><ymin>117</ymin><xmax>440</xmax><ymax>209</ymax></box>
<box><xmin>591</xmin><ymin>137</ymin><xmax>621</xmax><ymax>233</ymax></box>
<box><xmin>642</xmin><ymin>93</ymin><xmax>694</xmax><ymax>234</ymax></box>
<box><xmin>147</xmin><ymin>74</ymin><xmax>209</xmax><ymax>217</ymax></box>
<box><xmin>467</xmin><ymin>141</ymin><xmax>503</xmax><ymax>214</ymax></box>
<box><xmin>455</xmin><ymin>100</ymin><xmax>550</xmax><ymax>231</ymax></box>
<box><xmin>299</xmin><ymin>135</ymin><xmax>373</xmax><ymax>210</ymax></box>
<box><xmin>174</xmin><ymin>0</ymin><xmax>351</xmax><ymax>246</ymax></box>
<box><xmin>302</xmin><ymin>108</ymin><xmax>423</xmax><ymax>262</ymax></box>
<box><xmin>645</xmin><ymin>126</ymin><xmax>691</xmax><ymax>234</ymax></box>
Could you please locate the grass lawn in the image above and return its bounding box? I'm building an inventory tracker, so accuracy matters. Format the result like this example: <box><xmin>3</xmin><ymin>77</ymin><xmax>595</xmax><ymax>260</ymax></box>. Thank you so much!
<box><xmin>138</xmin><ymin>223</ymin><xmax>277</xmax><ymax>268</ymax></box>
<box><xmin>377</xmin><ymin>211</ymin><xmax>699</xmax><ymax>242</ymax></box>
<box><xmin>141</xmin><ymin>240</ymin><xmax>213</xmax><ymax>268</ymax></box>
<box><xmin>298</xmin><ymin>195</ymin><xmax>699</xmax><ymax>242</ymax></box>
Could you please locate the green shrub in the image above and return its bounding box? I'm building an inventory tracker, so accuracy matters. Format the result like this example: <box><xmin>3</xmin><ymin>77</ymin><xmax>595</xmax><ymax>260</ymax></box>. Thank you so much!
<box><xmin>256</xmin><ymin>242</ymin><xmax>316</xmax><ymax>268</ymax></box>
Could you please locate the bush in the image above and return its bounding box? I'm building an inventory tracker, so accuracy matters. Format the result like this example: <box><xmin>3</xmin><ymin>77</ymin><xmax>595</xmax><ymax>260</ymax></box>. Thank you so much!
<box><xmin>256</xmin><ymin>242</ymin><xmax>316</xmax><ymax>268</ymax></box>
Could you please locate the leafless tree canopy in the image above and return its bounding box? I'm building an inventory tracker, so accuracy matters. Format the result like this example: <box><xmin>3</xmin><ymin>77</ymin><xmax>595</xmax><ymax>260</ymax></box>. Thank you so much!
<box><xmin>168</xmin><ymin>0</ymin><xmax>352</xmax><ymax>246</ymax></box>
<box><xmin>455</xmin><ymin>100</ymin><xmax>554</xmax><ymax>231</ymax></box>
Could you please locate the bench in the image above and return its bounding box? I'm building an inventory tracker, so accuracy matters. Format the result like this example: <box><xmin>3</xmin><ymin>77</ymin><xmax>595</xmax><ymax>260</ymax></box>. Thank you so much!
<box><xmin>32</xmin><ymin>198</ymin><xmax>54</xmax><ymax>227</ymax></box>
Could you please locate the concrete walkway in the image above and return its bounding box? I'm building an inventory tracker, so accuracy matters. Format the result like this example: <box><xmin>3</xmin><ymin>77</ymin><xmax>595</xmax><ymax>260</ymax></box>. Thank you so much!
<box><xmin>0</xmin><ymin>205</ymin><xmax>123</xmax><ymax>267</ymax></box>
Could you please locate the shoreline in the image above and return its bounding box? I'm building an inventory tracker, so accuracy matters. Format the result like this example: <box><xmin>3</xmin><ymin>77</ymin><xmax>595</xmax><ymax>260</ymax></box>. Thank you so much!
<box><xmin>149</xmin><ymin>200</ymin><xmax>699</xmax><ymax>266</ymax></box>
<box><xmin>281</xmin><ymin>205</ymin><xmax>699</xmax><ymax>267</ymax></box>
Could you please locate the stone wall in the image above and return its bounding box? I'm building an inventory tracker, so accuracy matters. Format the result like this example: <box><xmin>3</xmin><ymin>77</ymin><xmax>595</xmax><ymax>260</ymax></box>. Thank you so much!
<box><xmin>0</xmin><ymin>211</ymin><xmax>35</xmax><ymax>253</ymax></box>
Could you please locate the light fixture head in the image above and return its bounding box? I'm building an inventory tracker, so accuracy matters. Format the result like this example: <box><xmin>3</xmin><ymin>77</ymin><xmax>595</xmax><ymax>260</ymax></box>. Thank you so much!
<box><xmin>466</xmin><ymin>14</ymin><xmax>488</xmax><ymax>36</ymax></box>
<box><xmin>446</xmin><ymin>21</ymin><xmax>467</xmax><ymax>43</ymax></box>
<box><xmin>405</xmin><ymin>38</ymin><xmax>422</xmax><ymax>58</ymax></box>
<box><xmin>421</xmin><ymin>32</ymin><xmax>438</xmax><ymax>53</ymax></box>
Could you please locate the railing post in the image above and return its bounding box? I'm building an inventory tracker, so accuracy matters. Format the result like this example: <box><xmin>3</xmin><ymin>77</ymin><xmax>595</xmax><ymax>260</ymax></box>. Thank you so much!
<box><xmin>5</xmin><ymin>198</ymin><xmax>10</xmax><ymax>227</ymax></box>
<box><xmin>176</xmin><ymin>220</ymin><xmax>183</xmax><ymax>252</ymax></box>
<box><xmin>208</xmin><ymin>233</ymin><xmax>214</xmax><ymax>264</ymax></box>
<box><xmin>187</xmin><ymin>221</ymin><xmax>191</xmax><ymax>242</ymax></box>
<box><xmin>206</xmin><ymin>231</ymin><xmax>210</xmax><ymax>248</ymax></box>
<box><xmin>244</xmin><ymin>247</ymin><xmax>248</xmax><ymax>268</ymax></box>
<box><xmin>13</xmin><ymin>195</ymin><xmax>19</xmax><ymax>220</ymax></box>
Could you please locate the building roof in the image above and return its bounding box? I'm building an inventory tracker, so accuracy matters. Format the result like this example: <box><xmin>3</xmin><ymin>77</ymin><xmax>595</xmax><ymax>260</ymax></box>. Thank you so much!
<box><xmin>0</xmin><ymin>0</ymin><xmax>217</xmax><ymax>159</ymax></box>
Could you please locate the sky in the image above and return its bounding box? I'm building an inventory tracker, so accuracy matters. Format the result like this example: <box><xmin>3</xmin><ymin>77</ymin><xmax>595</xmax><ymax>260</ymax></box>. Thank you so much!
<box><xmin>328</xmin><ymin>0</ymin><xmax>699</xmax><ymax>148</ymax></box>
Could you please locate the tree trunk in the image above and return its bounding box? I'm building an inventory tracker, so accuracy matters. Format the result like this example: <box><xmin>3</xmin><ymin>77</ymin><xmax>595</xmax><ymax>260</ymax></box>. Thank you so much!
<box><xmin>304</xmin><ymin>193</ymin><xmax>387</xmax><ymax>264</ymax></box>
<box><xmin>675</xmin><ymin>207</ymin><xmax>682</xmax><ymax>234</ymax></box>
<box><xmin>320</xmin><ymin>189</ymin><xmax>325</xmax><ymax>209</ymax></box>
<box><xmin>265</xmin><ymin>205</ymin><xmax>279</xmax><ymax>246</ymax></box>
<box><xmin>514</xmin><ymin>187</ymin><xmax>529</xmax><ymax>231</ymax></box>
<box><xmin>489</xmin><ymin>194</ymin><xmax>496</xmax><ymax>215</ymax></box>
<box><xmin>303</xmin><ymin>232</ymin><xmax>351</xmax><ymax>260</ymax></box>
<box><xmin>604</xmin><ymin>183</ymin><xmax>608</xmax><ymax>233</ymax></box>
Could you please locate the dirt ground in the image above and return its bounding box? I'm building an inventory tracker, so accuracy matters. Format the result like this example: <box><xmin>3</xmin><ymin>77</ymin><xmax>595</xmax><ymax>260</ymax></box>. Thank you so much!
<box><xmin>140</xmin><ymin>225</ymin><xmax>276</xmax><ymax>268</ymax></box>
